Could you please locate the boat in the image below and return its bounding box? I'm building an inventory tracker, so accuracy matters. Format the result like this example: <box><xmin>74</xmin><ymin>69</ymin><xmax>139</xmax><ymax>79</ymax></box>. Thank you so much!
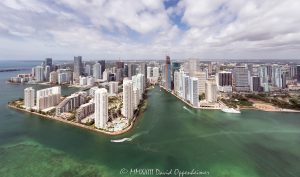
<box><xmin>111</xmin><ymin>138</ymin><xmax>132</xmax><ymax>143</ymax></box>
<box><xmin>221</xmin><ymin>108</ymin><xmax>241</xmax><ymax>114</ymax></box>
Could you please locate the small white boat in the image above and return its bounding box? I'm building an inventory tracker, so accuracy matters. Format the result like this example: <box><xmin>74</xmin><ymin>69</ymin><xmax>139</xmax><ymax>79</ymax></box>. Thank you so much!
<box><xmin>111</xmin><ymin>138</ymin><xmax>132</xmax><ymax>143</ymax></box>
<box><xmin>221</xmin><ymin>108</ymin><xmax>241</xmax><ymax>114</ymax></box>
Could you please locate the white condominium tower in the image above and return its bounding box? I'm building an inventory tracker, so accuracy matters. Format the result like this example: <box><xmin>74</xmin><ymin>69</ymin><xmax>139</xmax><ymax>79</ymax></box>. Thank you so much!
<box><xmin>123</xmin><ymin>79</ymin><xmax>134</xmax><ymax>120</ymax></box>
<box><xmin>94</xmin><ymin>88</ymin><xmax>108</xmax><ymax>129</ymax></box>
<box><xmin>24</xmin><ymin>87</ymin><xmax>35</xmax><ymax>110</ymax></box>
<box><xmin>205</xmin><ymin>80</ymin><xmax>218</xmax><ymax>103</ymax></box>
<box><xmin>258</xmin><ymin>66</ymin><xmax>268</xmax><ymax>85</ymax></box>
<box><xmin>93</xmin><ymin>63</ymin><xmax>102</xmax><ymax>80</ymax></box>
<box><xmin>35</xmin><ymin>66</ymin><xmax>44</xmax><ymax>82</ymax></box>
<box><xmin>137</xmin><ymin>74</ymin><xmax>144</xmax><ymax>98</ymax></box>
<box><xmin>132</xmin><ymin>74</ymin><xmax>144</xmax><ymax>100</ymax></box>
<box><xmin>147</xmin><ymin>66</ymin><xmax>152</xmax><ymax>78</ymax></box>
<box><xmin>194</xmin><ymin>71</ymin><xmax>207</xmax><ymax>94</ymax></box>
<box><xmin>272</xmin><ymin>65</ymin><xmax>283</xmax><ymax>88</ymax></box>
<box><xmin>190</xmin><ymin>77</ymin><xmax>199</xmax><ymax>107</ymax></box>
<box><xmin>183</xmin><ymin>74</ymin><xmax>189</xmax><ymax>101</ymax></box>
<box><xmin>36</xmin><ymin>86</ymin><xmax>61</xmax><ymax>111</ymax></box>
<box><xmin>173</xmin><ymin>71</ymin><xmax>180</xmax><ymax>95</ymax></box>
<box><xmin>85</xmin><ymin>64</ymin><xmax>92</xmax><ymax>76</ymax></box>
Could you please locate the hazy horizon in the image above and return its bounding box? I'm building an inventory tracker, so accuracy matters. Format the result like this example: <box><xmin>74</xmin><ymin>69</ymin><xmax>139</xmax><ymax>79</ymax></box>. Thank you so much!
<box><xmin>1</xmin><ymin>0</ymin><xmax>300</xmax><ymax>60</ymax></box>
<box><xmin>1</xmin><ymin>58</ymin><xmax>300</xmax><ymax>63</ymax></box>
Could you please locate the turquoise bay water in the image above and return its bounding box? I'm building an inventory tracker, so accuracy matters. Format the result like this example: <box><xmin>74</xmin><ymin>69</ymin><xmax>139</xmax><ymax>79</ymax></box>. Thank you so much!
<box><xmin>0</xmin><ymin>64</ymin><xmax>300</xmax><ymax>177</ymax></box>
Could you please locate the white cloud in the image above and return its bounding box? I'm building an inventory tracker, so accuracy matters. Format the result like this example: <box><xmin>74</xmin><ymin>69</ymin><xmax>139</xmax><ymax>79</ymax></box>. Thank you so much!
<box><xmin>0</xmin><ymin>0</ymin><xmax>300</xmax><ymax>60</ymax></box>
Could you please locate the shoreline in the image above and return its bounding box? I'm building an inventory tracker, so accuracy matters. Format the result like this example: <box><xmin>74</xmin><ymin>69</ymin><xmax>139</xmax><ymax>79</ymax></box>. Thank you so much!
<box><xmin>160</xmin><ymin>86</ymin><xmax>222</xmax><ymax>110</ymax></box>
<box><xmin>160</xmin><ymin>86</ymin><xmax>200</xmax><ymax>109</ymax></box>
<box><xmin>160</xmin><ymin>86</ymin><xmax>300</xmax><ymax>113</ymax></box>
<box><xmin>7</xmin><ymin>98</ymin><xmax>147</xmax><ymax>136</ymax></box>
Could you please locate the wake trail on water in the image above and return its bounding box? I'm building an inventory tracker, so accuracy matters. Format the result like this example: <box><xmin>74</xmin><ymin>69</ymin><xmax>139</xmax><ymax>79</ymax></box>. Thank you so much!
<box><xmin>183</xmin><ymin>106</ymin><xmax>194</xmax><ymax>115</ymax></box>
<box><xmin>111</xmin><ymin>131</ymin><xmax>149</xmax><ymax>143</ymax></box>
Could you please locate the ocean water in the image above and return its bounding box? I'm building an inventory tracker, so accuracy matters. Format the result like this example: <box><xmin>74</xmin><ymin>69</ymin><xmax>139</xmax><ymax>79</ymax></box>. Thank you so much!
<box><xmin>0</xmin><ymin>62</ymin><xmax>300</xmax><ymax>177</ymax></box>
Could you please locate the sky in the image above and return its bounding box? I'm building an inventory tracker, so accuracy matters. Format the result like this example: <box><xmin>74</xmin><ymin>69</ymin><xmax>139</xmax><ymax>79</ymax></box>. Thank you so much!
<box><xmin>0</xmin><ymin>0</ymin><xmax>300</xmax><ymax>60</ymax></box>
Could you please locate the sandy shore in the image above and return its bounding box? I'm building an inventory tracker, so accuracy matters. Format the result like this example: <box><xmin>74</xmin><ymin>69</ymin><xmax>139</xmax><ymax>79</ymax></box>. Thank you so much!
<box><xmin>161</xmin><ymin>86</ymin><xmax>300</xmax><ymax>113</ymax></box>
<box><xmin>8</xmin><ymin>104</ymin><xmax>141</xmax><ymax>136</ymax></box>
<box><xmin>253</xmin><ymin>103</ymin><xmax>300</xmax><ymax>113</ymax></box>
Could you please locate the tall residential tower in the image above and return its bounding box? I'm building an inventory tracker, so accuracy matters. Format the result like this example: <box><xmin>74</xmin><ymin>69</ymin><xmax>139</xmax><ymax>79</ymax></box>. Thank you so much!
<box><xmin>94</xmin><ymin>88</ymin><xmax>108</xmax><ymax>129</ymax></box>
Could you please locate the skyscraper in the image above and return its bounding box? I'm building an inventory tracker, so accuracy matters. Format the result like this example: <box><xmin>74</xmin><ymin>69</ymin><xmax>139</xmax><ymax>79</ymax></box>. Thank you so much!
<box><xmin>94</xmin><ymin>88</ymin><xmax>108</xmax><ymax>129</ymax></box>
<box><xmin>297</xmin><ymin>65</ymin><xmax>300</xmax><ymax>84</ymax></box>
<box><xmin>44</xmin><ymin>65</ymin><xmax>51</xmax><ymax>81</ymax></box>
<box><xmin>85</xmin><ymin>64</ymin><xmax>92</xmax><ymax>76</ymax></box>
<box><xmin>208</xmin><ymin>62</ymin><xmax>213</xmax><ymax>75</ymax></box>
<box><xmin>216</xmin><ymin>71</ymin><xmax>232</xmax><ymax>92</ymax></box>
<box><xmin>127</xmin><ymin>64</ymin><xmax>133</xmax><ymax>79</ymax></box>
<box><xmin>266</xmin><ymin>65</ymin><xmax>272</xmax><ymax>82</ymax></box>
<box><xmin>31</xmin><ymin>67</ymin><xmax>35</xmax><ymax>78</ymax></box>
<box><xmin>172</xmin><ymin>62</ymin><xmax>181</xmax><ymax>89</ymax></box>
<box><xmin>190</xmin><ymin>77</ymin><xmax>199</xmax><ymax>107</ymax></box>
<box><xmin>115</xmin><ymin>68</ymin><xmax>123</xmax><ymax>82</ymax></box>
<box><xmin>124</xmin><ymin>64</ymin><xmax>129</xmax><ymax>77</ymax></box>
<box><xmin>45</xmin><ymin>58</ymin><xmax>52</xmax><ymax>69</ymax></box>
<box><xmin>35</xmin><ymin>66</ymin><xmax>44</xmax><ymax>82</ymax></box>
<box><xmin>194</xmin><ymin>71</ymin><xmax>207</xmax><ymax>94</ymax></box>
<box><xmin>132</xmin><ymin>74</ymin><xmax>144</xmax><ymax>99</ymax></box>
<box><xmin>272</xmin><ymin>65</ymin><xmax>282</xmax><ymax>88</ymax></box>
<box><xmin>138</xmin><ymin>74</ymin><xmax>145</xmax><ymax>98</ymax></box>
<box><xmin>164</xmin><ymin>56</ymin><xmax>171</xmax><ymax>90</ymax></box>
<box><xmin>74</xmin><ymin>56</ymin><xmax>83</xmax><ymax>83</ymax></box>
<box><xmin>174</xmin><ymin>71</ymin><xmax>180</xmax><ymax>95</ymax></box>
<box><xmin>289</xmin><ymin>65</ymin><xmax>297</xmax><ymax>79</ymax></box>
<box><xmin>183</xmin><ymin>74</ymin><xmax>189</xmax><ymax>101</ymax></box>
<box><xmin>205</xmin><ymin>80</ymin><xmax>217</xmax><ymax>103</ymax></box>
<box><xmin>93</xmin><ymin>63</ymin><xmax>101</xmax><ymax>79</ymax></box>
<box><xmin>123</xmin><ymin>79</ymin><xmax>134</xmax><ymax>120</ymax></box>
<box><xmin>234</xmin><ymin>66</ymin><xmax>250</xmax><ymax>92</ymax></box>
<box><xmin>131</xmin><ymin>88</ymin><xmax>137</xmax><ymax>110</ymax></box>
<box><xmin>97</xmin><ymin>60</ymin><xmax>105</xmax><ymax>77</ymax></box>
<box><xmin>250</xmin><ymin>76</ymin><xmax>261</xmax><ymax>92</ymax></box>
<box><xmin>178</xmin><ymin>70</ymin><xmax>185</xmax><ymax>97</ymax></box>
<box><xmin>140</xmin><ymin>63</ymin><xmax>147</xmax><ymax>87</ymax></box>
<box><xmin>281</xmin><ymin>72</ymin><xmax>287</xmax><ymax>89</ymax></box>
<box><xmin>147</xmin><ymin>66</ymin><xmax>152</xmax><ymax>79</ymax></box>
<box><xmin>24</xmin><ymin>87</ymin><xmax>35</xmax><ymax>110</ymax></box>
<box><xmin>258</xmin><ymin>66</ymin><xmax>268</xmax><ymax>85</ymax></box>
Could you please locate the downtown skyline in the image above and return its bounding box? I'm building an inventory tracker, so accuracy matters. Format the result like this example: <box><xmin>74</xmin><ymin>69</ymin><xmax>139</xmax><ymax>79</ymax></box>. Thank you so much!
<box><xmin>1</xmin><ymin>0</ymin><xmax>300</xmax><ymax>60</ymax></box>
